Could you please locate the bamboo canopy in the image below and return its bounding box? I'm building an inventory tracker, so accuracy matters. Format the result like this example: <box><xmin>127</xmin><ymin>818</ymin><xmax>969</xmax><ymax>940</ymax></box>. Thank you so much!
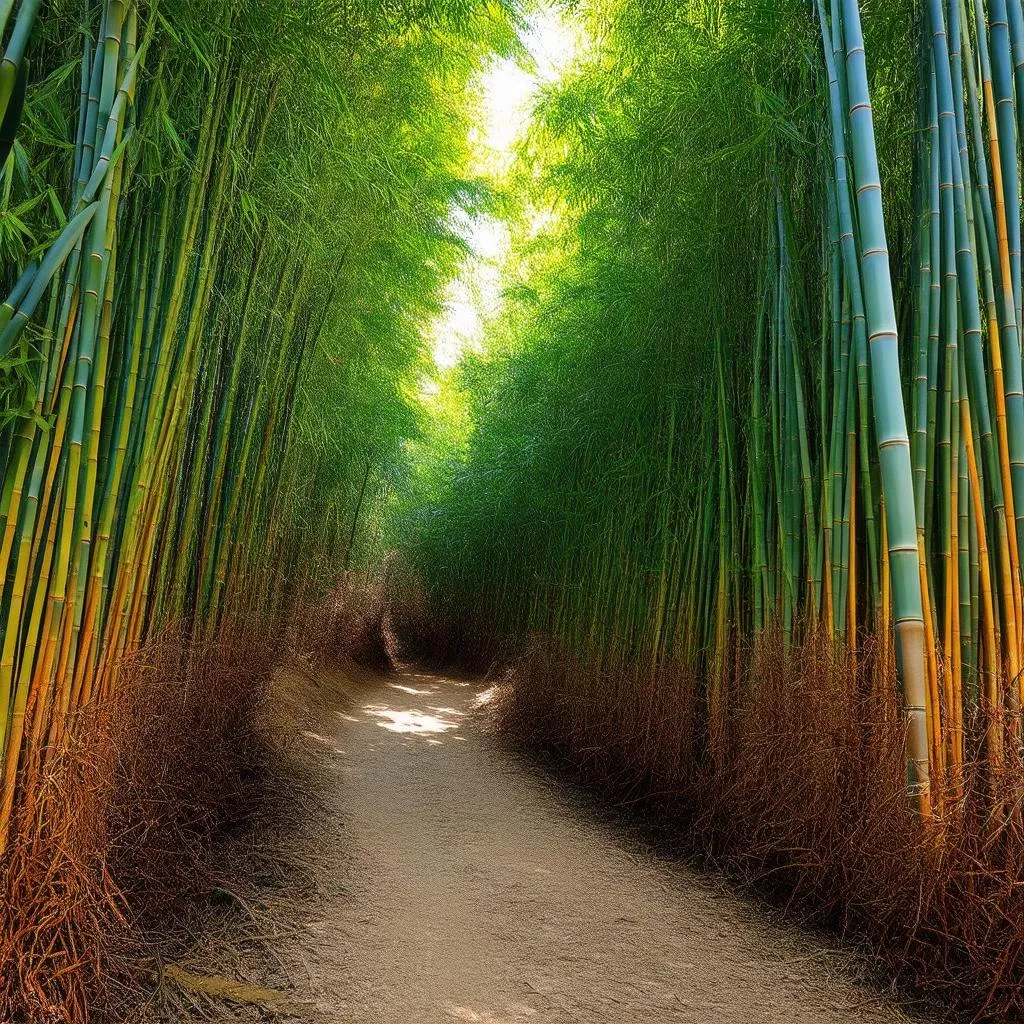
<box><xmin>400</xmin><ymin>0</ymin><xmax>1024</xmax><ymax>818</ymax></box>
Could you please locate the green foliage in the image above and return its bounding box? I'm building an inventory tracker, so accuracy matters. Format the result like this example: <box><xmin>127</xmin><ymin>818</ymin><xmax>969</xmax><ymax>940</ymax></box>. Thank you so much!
<box><xmin>398</xmin><ymin>0</ymin><xmax>1024</xmax><ymax>816</ymax></box>
<box><xmin>0</xmin><ymin>0</ymin><xmax>521</xmax><ymax>879</ymax></box>
<box><xmin>396</xmin><ymin>0</ymin><xmax>836</xmax><ymax>657</ymax></box>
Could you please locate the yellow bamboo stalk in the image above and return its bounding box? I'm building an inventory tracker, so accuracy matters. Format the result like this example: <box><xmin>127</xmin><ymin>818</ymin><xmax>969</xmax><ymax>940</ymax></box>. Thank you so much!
<box><xmin>962</xmin><ymin>394</ymin><xmax>1003</xmax><ymax>772</ymax></box>
<box><xmin>980</xmin><ymin>77</ymin><xmax>1023</xmax><ymax>683</ymax></box>
<box><xmin>916</xmin><ymin>519</ymin><xmax>944</xmax><ymax>798</ymax></box>
<box><xmin>848</xmin><ymin>432</ymin><xmax>857</xmax><ymax>654</ymax></box>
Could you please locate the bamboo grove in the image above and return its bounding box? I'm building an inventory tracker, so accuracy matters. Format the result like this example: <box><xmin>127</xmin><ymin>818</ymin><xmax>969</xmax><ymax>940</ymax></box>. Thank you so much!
<box><xmin>0</xmin><ymin>0</ymin><xmax>516</xmax><ymax>865</ymax></box>
<box><xmin>400</xmin><ymin>0</ymin><xmax>1024</xmax><ymax>825</ymax></box>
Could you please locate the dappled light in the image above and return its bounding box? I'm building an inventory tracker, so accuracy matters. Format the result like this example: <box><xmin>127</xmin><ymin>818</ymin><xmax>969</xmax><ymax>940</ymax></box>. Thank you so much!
<box><xmin>442</xmin><ymin>1005</ymin><xmax>530</xmax><ymax>1023</ymax></box>
<box><xmin>301</xmin><ymin>731</ymin><xmax>336</xmax><ymax>747</ymax></box>
<box><xmin>362</xmin><ymin>704</ymin><xmax>461</xmax><ymax>738</ymax></box>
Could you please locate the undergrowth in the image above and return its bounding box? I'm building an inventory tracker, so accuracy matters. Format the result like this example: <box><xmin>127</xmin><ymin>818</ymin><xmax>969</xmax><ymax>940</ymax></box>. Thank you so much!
<box><xmin>466</xmin><ymin>627</ymin><xmax>1024</xmax><ymax>1022</ymax></box>
<box><xmin>0</xmin><ymin>576</ymin><xmax>391</xmax><ymax>1024</ymax></box>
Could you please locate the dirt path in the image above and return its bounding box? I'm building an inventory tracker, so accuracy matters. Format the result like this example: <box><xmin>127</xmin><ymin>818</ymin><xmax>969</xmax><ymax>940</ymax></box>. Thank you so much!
<box><xmin>264</xmin><ymin>668</ymin><xmax>921</xmax><ymax>1024</ymax></box>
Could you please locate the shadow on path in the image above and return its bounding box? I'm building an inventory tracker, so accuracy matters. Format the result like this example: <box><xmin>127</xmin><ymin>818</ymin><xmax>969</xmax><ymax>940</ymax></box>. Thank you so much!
<box><xmin>263</xmin><ymin>666</ymin><xmax>924</xmax><ymax>1024</ymax></box>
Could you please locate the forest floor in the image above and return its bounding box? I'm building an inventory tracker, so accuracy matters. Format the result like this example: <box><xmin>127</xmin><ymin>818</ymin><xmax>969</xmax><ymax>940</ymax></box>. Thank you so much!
<box><xmin>141</xmin><ymin>665</ymin><xmax>933</xmax><ymax>1023</ymax></box>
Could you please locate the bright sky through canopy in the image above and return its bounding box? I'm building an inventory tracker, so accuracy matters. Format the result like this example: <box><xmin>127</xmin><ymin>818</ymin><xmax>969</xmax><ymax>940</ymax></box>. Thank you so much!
<box><xmin>428</xmin><ymin>6</ymin><xmax>580</xmax><ymax>374</ymax></box>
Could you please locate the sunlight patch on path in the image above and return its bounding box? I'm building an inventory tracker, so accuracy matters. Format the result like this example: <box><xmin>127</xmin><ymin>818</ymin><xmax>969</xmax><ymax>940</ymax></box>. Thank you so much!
<box><xmin>474</xmin><ymin>686</ymin><xmax>499</xmax><ymax>707</ymax></box>
<box><xmin>444</xmin><ymin>1003</ymin><xmax>538</xmax><ymax>1022</ymax></box>
<box><xmin>390</xmin><ymin>683</ymin><xmax>435</xmax><ymax>695</ymax></box>
<box><xmin>362</xmin><ymin>703</ymin><xmax>461</xmax><ymax>737</ymax></box>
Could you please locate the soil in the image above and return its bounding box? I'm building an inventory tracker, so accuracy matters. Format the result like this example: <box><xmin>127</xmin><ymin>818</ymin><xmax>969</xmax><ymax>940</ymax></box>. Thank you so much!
<box><xmin>156</xmin><ymin>666</ymin><xmax>927</xmax><ymax>1023</ymax></box>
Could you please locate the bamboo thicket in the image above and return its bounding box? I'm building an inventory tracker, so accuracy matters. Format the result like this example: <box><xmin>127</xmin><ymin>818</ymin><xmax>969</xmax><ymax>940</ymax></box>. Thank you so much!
<box><xmin>0</xmin><ymin>0</ymin><xmax>516</xmax><ymax>859</ymax></box>
<box><xmin>401</xmin><ymin>0</ymin><xmax>1024</xmax><ymax>824</ymax></box>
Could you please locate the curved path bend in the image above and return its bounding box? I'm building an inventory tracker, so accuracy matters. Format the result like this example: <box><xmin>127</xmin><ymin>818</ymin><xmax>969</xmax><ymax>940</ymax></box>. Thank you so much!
<box><xmin>277</xmin><ymin>669</ymin><xmax>919</xmax><ymax>1024</ymax></box>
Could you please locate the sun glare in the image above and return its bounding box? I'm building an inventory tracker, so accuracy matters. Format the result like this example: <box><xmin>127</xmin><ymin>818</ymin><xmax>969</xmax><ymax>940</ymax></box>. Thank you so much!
<box><xmin>425</xmin><ymin>7</ymin><xmax>581</xmax><ymax>381</ymax></box>
<box><xmin>475</xmin><ymin>7</ymin><xmax>581</xmax><ymax>174</ymax></box>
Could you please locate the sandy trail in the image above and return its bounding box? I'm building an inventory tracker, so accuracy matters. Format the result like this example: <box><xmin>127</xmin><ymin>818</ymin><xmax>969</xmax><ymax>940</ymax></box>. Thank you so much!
<box><xmin>275</xmin><ymin>668</ymin><xmax>920</xmax><ymax>1024</ymax></box>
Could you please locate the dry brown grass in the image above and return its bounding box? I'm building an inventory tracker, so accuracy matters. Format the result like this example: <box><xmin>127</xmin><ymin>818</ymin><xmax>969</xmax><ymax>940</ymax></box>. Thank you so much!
<box><xmin>0</xmin><ymin>626</ymin><xmax>280</xmax><ymax>1023</ymax></box>
<box><xmin>0</xmin><ymin>582</ymin><xmax>387</xmax><ymax>1024</ymax></box>
<box><xmin>476</xmin><ymin>628</ymin><xmax>1024</xmax><ymax>1022</ymax></box>
<box><xmin>288</xmin><ymin>571</ymin><xmax>395</xmax><ymax>673</ymax></box>
<box><xmin>0</xmin><ymin>720</ymin><xmax>122</xmax><ymax>1023</ymax></box>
